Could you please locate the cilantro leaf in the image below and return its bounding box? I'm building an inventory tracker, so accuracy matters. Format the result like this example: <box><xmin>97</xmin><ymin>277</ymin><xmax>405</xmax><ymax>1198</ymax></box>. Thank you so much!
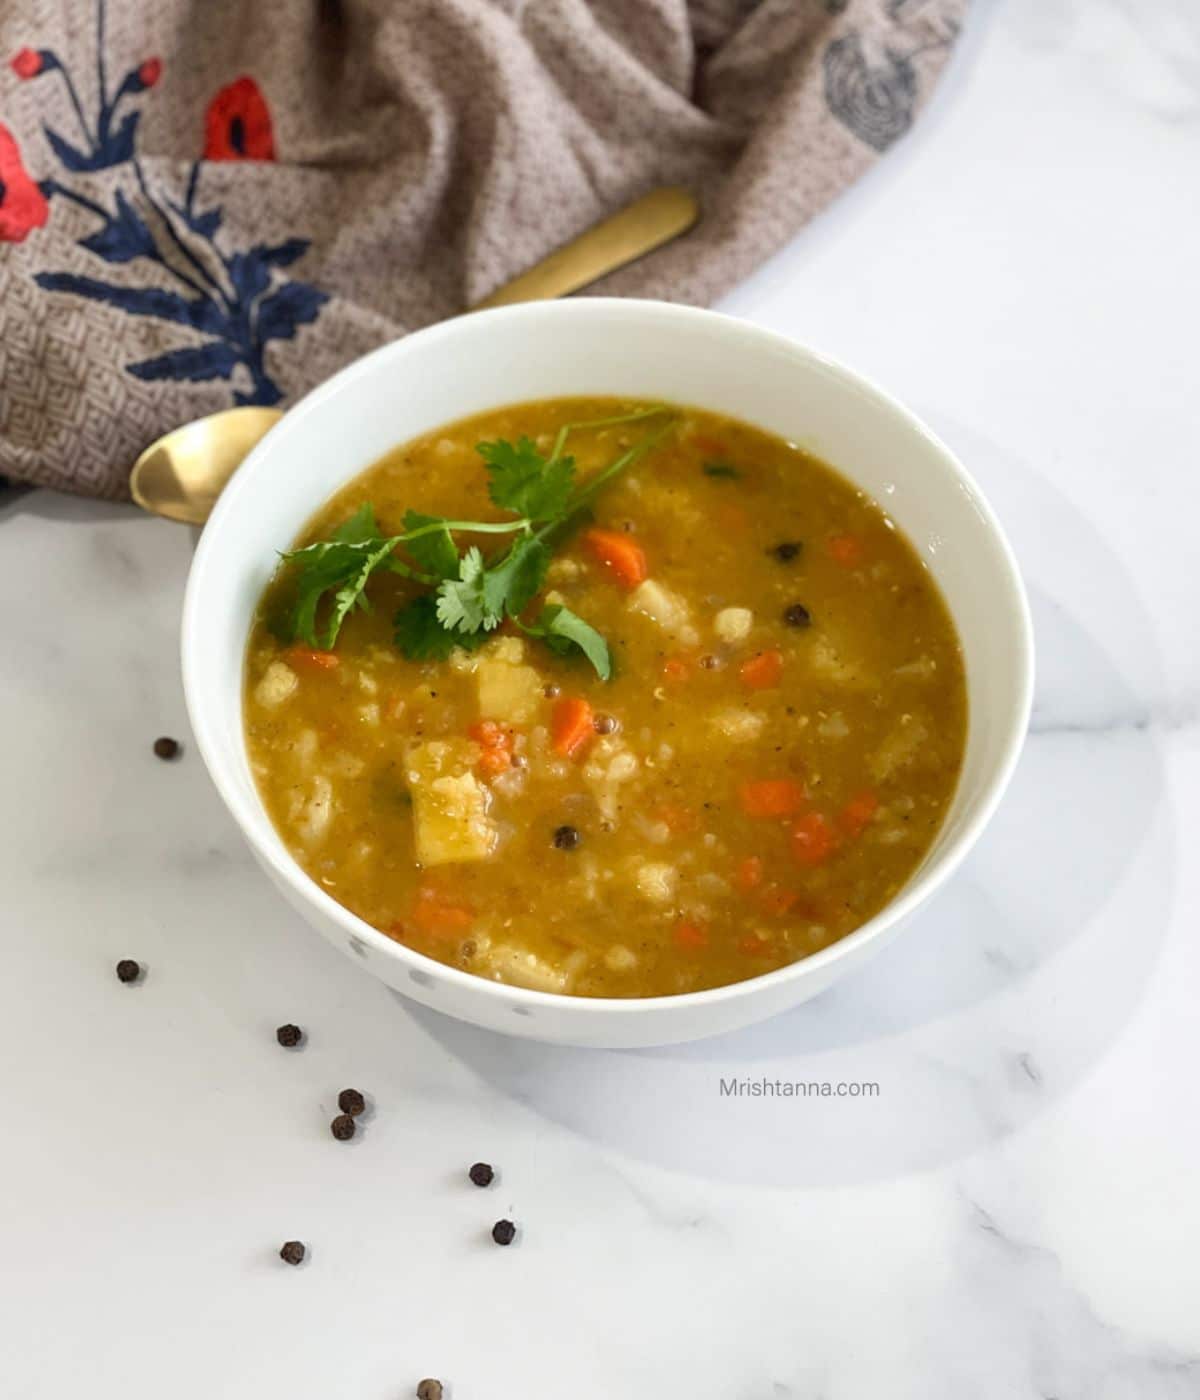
<box><xmin>435</xmin><ymin>547</ymin><xmax>493</xmax><ymax>634</ymax></box>
<box><xmin>279</xmin><ymin>535</ymin><xmax>398</xmax><ymax>649</ymax></box>
<box><xmin>394</xmin><ymin>596</ymin><xmax>485</xmax><ymax>661</ymax></box>
<box><xmin>478</xmin><ymin>436</ymin><xmax>575</xmax><ymax>522</ymax></box>
<box><xmin>525</xmin><ymin>603</ymin><xmax>612</xmax><ymax>681</ymax></box>
<box><xmin>482</xmin><ymin>535</ymin><xmax>550</xmax><ymax>622</ymax></box>
<box><xmin>272</xmin><ymin>409</ymin><xmax>676</xmax><ymax>677</ymax></box>
<box><xmin>332</xmin><ymin>502</ymin><xmax>385</xmax><ymax>544</ymax></box>
<box><xmin>401</xmin><ymin>509</ymin><xmax>460</xmax><ymax>579</ymax></box>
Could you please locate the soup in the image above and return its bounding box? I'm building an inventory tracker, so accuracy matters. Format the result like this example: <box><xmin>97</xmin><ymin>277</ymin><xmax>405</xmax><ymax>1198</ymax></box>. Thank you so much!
<box><xmin>244</xmin><ymin>398</ymin><xmax>966</xmax><ymax>998</ymax></box>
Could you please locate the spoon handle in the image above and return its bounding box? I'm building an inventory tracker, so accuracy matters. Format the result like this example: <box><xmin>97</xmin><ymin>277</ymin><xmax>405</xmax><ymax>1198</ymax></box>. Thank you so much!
<box><xmin>471</xmin><ymin>187</ymin><xmax>699</xmax><ymax>310</ymax></box>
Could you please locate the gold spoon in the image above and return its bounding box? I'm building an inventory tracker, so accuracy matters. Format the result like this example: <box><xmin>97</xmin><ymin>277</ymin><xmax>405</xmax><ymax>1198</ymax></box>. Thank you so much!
<box><xmin>130</xmin><ymin>187</ymin><xmax>699</xmax><ymax>526</ymax></box>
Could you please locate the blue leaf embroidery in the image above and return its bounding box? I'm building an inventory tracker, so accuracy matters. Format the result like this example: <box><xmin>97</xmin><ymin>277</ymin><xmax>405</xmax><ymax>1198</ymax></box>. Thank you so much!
<box><xmin>99</xmin><ymin>111</ymin><xmax>139</xmax><ymax>167</ymax></box>
<box><xmin>27</xmin><ymin>6</ymin><xmax>329</xmax><ymax>408</ymax></box>
<box><xmin>127</xmin><ymin>341</ymin><xmax>242</xmax><ymax>383</ymax></box>
<box><xmin>255</xmin><ymin>281</ymin><xmax>329</xmax><ymax>342</ymax></box>
<box><xmin>78</xmin><ymin>189</ymin><xmax>157</xmax><ymax>263</ymax></box>
<box><xmin>44</xmin><ymin>111</ymin><xmax>141</xmax><ymax>172</ymax></box>
<box><xmin>34</xmin><ymin>271</ymin><xmax>227</xmax><ymax>335</ymax></box>
<box><xmin>227</xmin><ymin>247</ymin><xmax>272</xmax><ymax>303</ymax></box>
<box><xmin>257</xmin><ymin>237</ymin><xmax>310</xmax><ymax>268</ymax></box>
<box><xmin>42</xmin><ymin>124</ymin><xmax>93</xmax><ymax>172</ymax></box>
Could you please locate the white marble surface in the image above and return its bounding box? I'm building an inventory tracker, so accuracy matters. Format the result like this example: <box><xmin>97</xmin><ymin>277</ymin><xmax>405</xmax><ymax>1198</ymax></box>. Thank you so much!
<box><xmin>4</xmin><ymin>2</ymin><xmax>1199</xmax><ymax>1396</ymax></box>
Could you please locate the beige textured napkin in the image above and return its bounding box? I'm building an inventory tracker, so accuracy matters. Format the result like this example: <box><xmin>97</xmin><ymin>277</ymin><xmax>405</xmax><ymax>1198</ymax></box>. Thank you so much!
<box><xmin>0</xmin><ymin>0</ymin><xmax>966</xmax><ymax>498</ymax></box>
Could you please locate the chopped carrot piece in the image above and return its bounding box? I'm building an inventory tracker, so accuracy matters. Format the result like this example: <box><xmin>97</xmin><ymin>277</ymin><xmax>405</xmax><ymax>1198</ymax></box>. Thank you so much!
<box><xmin>287</xmin><ymin>646</ymin><xmax>340</xmax><ymax>671</ymax></box>
<box><xmin>412</xmin><ymin>888</ymin><xmax>474</xmax><ymax>934</ymax></box>
<box><xmin>739</xmin><ymin>648</ymin><xmax>783</xmax><ymax>690</ymax></box>
<box><xmin>583</xmin><ymin>528</ymin><xmax>648</xmax><ymax>589</ymax></box>
<box><xmin>662</xmin><ymin>656</ymin><xmax>692</xmax><ymax>683</ymax></box>
<box><xmin>673</xmin><ymin>920</ymin><xmax>709</xmax><ymax>951</ymax></box>
<box><xmin>477</xmin><ymin>747</ymin><xmax>512</xmax><ymax>778</ymax></box>
<box><xmin>469</xmin><ymin>720</ymin><xmax>514</xmax><ymax>751</ymax></box>
<box><xmin>552</xmin><ymin>696</ymin><xmax>595</xmax><ymax>758</ymax></box>
<box><xmin>827</xmin><ymin>533</ymin><xmax>864</xmax><ymax>567</ymax></box>
<box><xmin>386</xmin><ymin>920</ymin><xmax>406</xmax><ymax>939</ymax></box>
<box><xmin>791</xmin><ymin>811</ymin><xmax>839</xmax><ymax>867</ymax></box>
<box><xmin>839</xmin><ymin>789</ymin><xmax>879</xmax><ymax>837</ymax></box>
<box><xmin>758</xmin><ymin>885</ymin><xmax>799</xmax><ymax>917</ymax></box>
<box><xmin>735</xmin><ymin>855</ymin><xmax>764</xmax><ymax>893</ymax></box>
<box><xmin>657</xmin><ymin>803</ymin><xmax>699</xmax><ymax>835</ymax></box>
<box><xmin>739</xmin><ymin>778</ymin><xmax>806</xmax><ymax>819</ymax></box>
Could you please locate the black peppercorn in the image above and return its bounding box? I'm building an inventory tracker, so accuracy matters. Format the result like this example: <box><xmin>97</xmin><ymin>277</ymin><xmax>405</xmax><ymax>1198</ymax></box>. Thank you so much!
<box><xmin>553</xmin><ymin>825</ymin><xmax>581</xmax><ymax>850</ymax></box>
<box><xmin>416</xmin><ymin>1381</ymin><xmax>444</xmax><ymax>1400</ymax></box>
<box><xmin>338</xmin><ymin>1088</ymin><xmax>365</xmax><ymax>1117</ymax></box>
<box><xmin>770</xmin><ymin>541</ymin><xmax>802</xmax><ymax>563</ymax></box>
<box><xmin>469</xmin><ymin>1162</ymin><xmax>494</xmax><ymax>1188</ymax></box>
<box><xmin>699</xmin><ymin>654</ymin><xmax>721</xmax><ymax>670</ymax></box>
<box><xmin>492</xmin><ymin>1219</ymin><xmax>516</xmax><ymax>1246</ymax></box>
<box><xmin>115</xmin><ymin>959</ymin><xmax>140</xmax><ymax>983</ymax></box>
<box><xmin>783</xmin><ymin>603</ymin><xmax>812</xmax><ymax>628</ymax></box>
<box><xmin>279</xmin><ymin>1241</ymin><xmax>305</xmax><ymax>1266</ymax></box>
<box><xmin>593</xmin><ymin>713</ymin><xmax>619</xmax><ymax>735</ymax></box>
<box><xmin>276</xmin><ymin>1023</ymin><xmax>303</xmax><ymax>1048</ymax></box>
<box><xmin>330</xmin><ymin>1114</ymin><xmax>356</xmax><ymax>1141</ymax></box>
<box><xmin>543</xmin><ymin>683</ymin><xmax>561</xmax><ymax>699</ymax></box>
<box><xmin>153</xmin><ymin>736</ymin><xmax>180</xmax><ymax>760</ymax></box>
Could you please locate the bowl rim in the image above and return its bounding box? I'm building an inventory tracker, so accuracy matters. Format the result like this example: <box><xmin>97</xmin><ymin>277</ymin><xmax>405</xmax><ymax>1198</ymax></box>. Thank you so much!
<box><xmin>182</xmin><ymin>297</ymin><xmax>1035</xmax><ymax>1021</ymax></box>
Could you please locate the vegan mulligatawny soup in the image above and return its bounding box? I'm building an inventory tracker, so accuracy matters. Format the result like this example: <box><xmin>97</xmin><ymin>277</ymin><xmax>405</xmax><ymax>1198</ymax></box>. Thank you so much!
<box><xmin>244</xmin><ymin>398</ymin><xmax>966</xmax><ymax>998</ymax></box>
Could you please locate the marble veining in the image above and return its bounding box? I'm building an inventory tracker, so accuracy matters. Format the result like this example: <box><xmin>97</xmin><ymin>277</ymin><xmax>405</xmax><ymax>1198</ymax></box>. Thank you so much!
<box><xmin>3</xmin><ymin>3</ymin><xmax>1199</xmax><ymax>1396</ymax></box>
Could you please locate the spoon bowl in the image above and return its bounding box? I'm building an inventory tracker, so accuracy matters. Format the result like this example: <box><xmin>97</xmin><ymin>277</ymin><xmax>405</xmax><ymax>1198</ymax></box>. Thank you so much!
<box><xmin>129</xmin><ymin>407</ymin><xmax>283</xmax><ymax>526</ymax></box>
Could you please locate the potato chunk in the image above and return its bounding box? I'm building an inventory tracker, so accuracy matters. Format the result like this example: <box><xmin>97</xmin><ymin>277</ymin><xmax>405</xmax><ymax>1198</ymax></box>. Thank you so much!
<box><xmin>405</xmin><ymin>740</ymin><xmax>497</xmax><ymax>865</ymax></box>
<box><xmin>475</xmin><ymin>638</ymin><xmax>544</xmax><ymax>724</ymax></box>
<box><xmin>713</xmin><ymin>607</ymin><xmax>753</xmax><ymax>644</ymax></box>
<box><xmin>629</xmin><ymin>579</ymin><xmax>695</xmax><ymax>639</ymax></box>
<box><xmin>254</xmin><ymin>660</ymin><xmax>298</xmax><ymax>708</ymax></box>
<box><xmin>483</xmin><ymin>945</ymin><xmax>571</xmax><ymax>993</ymax></box>
<box><xmin>294</xmin><ymin>775</ymin><xmax>333</xmax><ymax>845</ymax></box>
<box><xmin>635</xmin><ymin>861</ymin><xmax>677</xmax><ymax>904</ymax></box>
<box><xmin>709</xmin><ymin>708</ymin><xmax>765</xmax><ymax>742</ymax></box>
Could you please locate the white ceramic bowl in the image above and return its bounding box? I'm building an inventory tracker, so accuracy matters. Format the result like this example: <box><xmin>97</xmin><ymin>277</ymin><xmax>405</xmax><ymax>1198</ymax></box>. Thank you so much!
<box><xmin>183</xmin><ymin>299</ymin><xmax>1033</xmax><ymax>1048</ymax></box>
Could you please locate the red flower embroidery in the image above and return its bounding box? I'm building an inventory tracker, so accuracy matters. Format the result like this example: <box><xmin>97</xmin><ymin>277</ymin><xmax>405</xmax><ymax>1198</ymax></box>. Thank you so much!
<box><xmin>138</xmin><ymin>57</ymin><xmax>162</xmax><ymax>89</ymax></box>
<box><xmin>10</xmin><ymin>46</ymin><xmax>43</xmax><ymax>79</ymax></box>
<box><xmin>203</xmin><ymin>76</ymin><xmax>275</xmax><ymax>162</ymax></box>
<box><xmin>0</xmin><ymin>122</ymin><xmax>49</xmax><ymax>242</ymax></box>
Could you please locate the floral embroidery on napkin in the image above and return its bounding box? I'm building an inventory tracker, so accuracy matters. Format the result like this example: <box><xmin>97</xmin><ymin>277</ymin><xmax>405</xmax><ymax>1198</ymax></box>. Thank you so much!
<box><xmin>4</xmin><ymin>0</ymin><xmax>327</xmax><ymax>405</ymax></box>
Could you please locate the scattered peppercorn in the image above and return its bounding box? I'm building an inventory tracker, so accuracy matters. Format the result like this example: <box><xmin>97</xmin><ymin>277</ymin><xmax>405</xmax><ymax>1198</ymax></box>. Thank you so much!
<box><xmin>338</xmin><ymin>1088</ymin><xmax>365</xmax><ymax>1117</ymax></box>
<box><xmin>152</xmin><ymin>736</ymin><xmax>180</xmax><ymax>760</ymax></box>
<box><xmin>770</xmin><ymin>541</ymin><xmax>802</xmax><ymax>563</ymax></box>
<box><xmin>416</xmin><ymin>1381</ymin><xmax>444</xmax><ymax>1400</ymax></box>
<box><xmin>553</xmin><ymin>824</ymin><xmax>581</xmax><ymax>851</ymax></box>
<box><xmin>115</xmin><ymin>959</ymin><xmax>141</xmax><ymax>984</ymax></box>
<box><xmin>279</xmin><ymin>1241</ymin><xmax>305</xmax><ymax>1266</ymax></box>
<box><xmin>492</xmin><ymin>1219</ymin><xmax>517</xmax><ymax>1246</ymax></box>
<box><xmin>469</xmin><ymin>1162</ymin><xmax>494</xmax><ymax>1188</ymax></box>
<box><xmin>543</xmin><ymin>683</ymin><xmax>561</xmax><ymax>699</ymax></box>
<box><xmin>330</xmin><ymin>1113</ymin><xmax>356</xmax><ymax>1141</ymax></box>
<box><xmin>783</xmin><ymin>603</ymin><xmax>812</xmax><ymax>628</ymax></box>
<box><xmin>593</xmin><ymin>713</ymin><xmax>619</xmax><ymax>735</ymax></box>
<box><xmin>276</xmin><ymin>1023</ymin><xmax>303</xmax><ymax>1048</ymax></box>
<box><xmin>699</xmin><ymin>654</ymin><xmax>721</xmax><ymax>670</ymax></box>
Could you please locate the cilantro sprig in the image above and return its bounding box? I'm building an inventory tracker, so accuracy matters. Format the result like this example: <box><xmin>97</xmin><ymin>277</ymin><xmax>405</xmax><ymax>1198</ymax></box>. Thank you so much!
<box><xmin>275</xmin><ymin>406</ymin><xmax>674</xmax><ymax>679</ymax></box>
